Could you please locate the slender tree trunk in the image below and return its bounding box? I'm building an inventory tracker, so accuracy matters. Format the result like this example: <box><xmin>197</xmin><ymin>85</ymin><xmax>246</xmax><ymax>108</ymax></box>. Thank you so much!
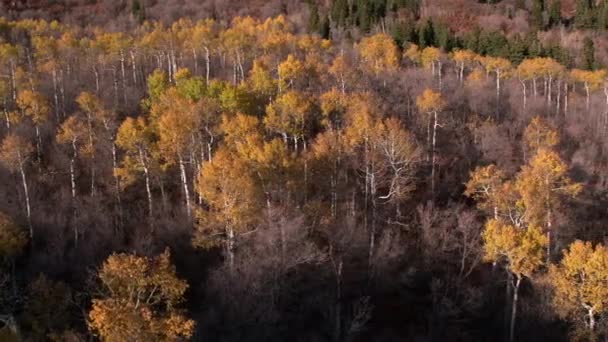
<box><xmin>192</xmin><ymin>48</ymin><xmax>198</xmax><ymax>75</ymax></box>
<box><xmin>431</xmin><ymin>110</ymin><xmax>438</xmax><ymax>199</ymax></box>
<box><xmin>139</xmin><ymin>149</ymin><xmax>153</xmax><ymax>222</ymax></box>
<box><xmin>130</xmin><ymin>50</ymin><xmax>138</xmax><ymax>86</ymax></box>
<box><xmin>332</xmin><ymin>253</ymin><xmax>343</xmax><ymax>342</ymax></box>
<box><xmin>504</xmin><ymin>270</ymin><xmax>512</xmax><ymax>340</ymax></box>
<box><xmin>587</xmin><ymin>306</ymin><xmax>595</xmax><ymax>332</ymax></box>
<box><xmin>93</xmin><ymin>66</ymin><xmax>100</xmax><ymax>94</ymax></box>
<box><xmin>564</xmin><ymin>82</ymin><xmax>569</xmax><ymax>118</ymax></box>
<box><xmin>70</xmin><ymin>140</ymin><xmax>77</xmax><ymax>198</ymax></box>
<box><xmin>204</xmin><ymin>46</ymin><xmax>210</xmax><ymax>85</ymax></box>
<box><xmin>85</xmin><ymin>114</ymin><xmax>96</xmax><ymax>196</ymax></box>
<box><xmin>120</xmin><ymin>51</ymin><xmax>127</xmax><ymax>105</ymax></box>
<box><xmin>509</xmin><ymin>276</ymin><xmax>521</xmax><ymax>342</ymax></box>
<box><xmin>52</xmin><ymin>70</ymin><xmax>60</xmax><ymax>120</ymax></box>
<box><xmin>521</xmin><ymin>80</ymin><xmax>527</xmax><ymax>111</ymax></box>
<box><xmin>227</xmin><ymin>225</ymin><xmax>235</xmax><ymax>275</ymax></box>
<box><xmin>585</xmin><ymin>83</ymin><xmax>590</xmax><ymax>111</ymax></box>
<box><xmin>459</xmin><ymin>63</ymin><xmax>464</xmax><ymax>83</ymax></box>
<box><xmin>111</xmin><ymin>141</ymin><xmax>123</xmax><ymax>227</ymax></box>
<box><xmin>18</xmin><ymin>155</ymin><xmax>32</xmax><ymax>240</ymax></box>
<box><xmin>35</xmin><ymin>125</ymin><xmax>42</xmax><ymax>168</ymax></box>
<box><xmin>178</xmin><ymin>154</ymin><xmax>192</xmax><ymax>217</ymax></box>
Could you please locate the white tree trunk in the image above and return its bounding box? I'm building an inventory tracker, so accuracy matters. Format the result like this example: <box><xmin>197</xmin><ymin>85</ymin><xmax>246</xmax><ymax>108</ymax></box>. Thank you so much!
<box><xmin>509</xmin><ymin>276</ymin><xmax>521</xmax><ymax>342</ymax></box>
<box><xmin>178</xmin><ymin>154</ymin><xmax>192</xmax><ymax>217</ymax></box>
<box><xmin>18</xmin><ymin>155</ymin><xmax>32</xmax><ymax>240</ymax></box>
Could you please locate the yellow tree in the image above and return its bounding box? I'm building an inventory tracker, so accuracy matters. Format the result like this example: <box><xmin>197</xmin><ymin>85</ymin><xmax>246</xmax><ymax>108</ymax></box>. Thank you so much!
<box><xmin>264</xmin><ymin>90</ymin><xmax>315</xmax><ymax>151</ymax></box>
<box><xmin>357</xmin><ymin>33</ymin><xmax>399</xmax><ymax>78</ymax></box>
<box><xmin>89</xmin><ymin>249</ymin><xmax>194</xmax><ymax>341</ymax></box>
<box><xmin>0</xmin><ymin>43</ymin><xmax>19</xmax><ymax>102</ymax></box>
<box><xmin>571</xmin><ymin>69</ymin><xmax>606</xmax><ymax>111</ymax></box>
<box><xmin>465</xmin><ymin>164</ymin><xmax>507</xmax><ymax>219</ymax></box>
<box><xmin>0</xmin><ymin>134</ymin><xmax>34</xmax><ymax>239</ymax></box>
<box><xmin>191</xmin><ymin>19</ymin><xmax>217</xmax><ymax>84</ymax></box>
<box><xmin>329</xmin><ymin>55</ymin><xmax>354</xmax><ymax>94</ymax></box>
<box><xmin>523</xmin><ymin>116</ymin><xmax>559</xmax><ymax>158</ymax></box>
<box><xmin>115</xmin><ymin>117</ymin><xmax>156</xmax><ymax>220</ymax></box>
<box><xmin>195</xmin><ymin>147</ymin><xmax>262</xmax><ymax>274</ymax></box>
<box><xmin>452</xmin><ymin>49</ymin><xmax>478</xmax><ymax>83</ymax></box>
<box><xmin>157</xmin><ymin>90</ymin><xmax>202</xmax><ymax>217</ymax></box>
<box><xmin>320</xmin><ymin>88</ymin><xmax>348</xmax><ymax>129</ymax></box>
<box><xmin>549</xmin><ymin>240</ymin><xmax>608</xmax><ymax>334</ymax></box>
<box><xmin>483</xmin><ymin>219</ymin><xmax>547</xmax><ymax>342</ymax></box>
<box><xmin>420</xmin><ymin>47</ymin><xmax>444</xmax><ymax>87</ymax></box>
<box><xmin>403</xmin><ymin>43</ymin><xmax>421</xmax><ymax>66</ymax></box>
<box><xmin>480</xmin><ymin>57</ymin><xmax>512</xmax><ymax>115</ymax></box>
<box><xmin>76</xmin><ymin>91</ymin><xmax>122</xmax><ymax>201</ymax></box>
<box><xmin>56</xmin><ymin>116</ymin><xmax>87</xmax><ymax>200</ymax></box>
<box><xmin>16</xmin><ymin>89</ymin><xmax>50</xmax><ymax>166</ymax></box>
<box><xmin>515</xmin><ymin>149</ymin><xmax>582</xmax><ymax>259</ymax></box>
<box><xmin>277</xmin><ymin>54</ymin><xmax>304</xmax><ymax>92</ymax></box>
<box><xmin>416</xmin><ymin>88</ymin><xmax>446</xmax><ymax>198</ymax></box>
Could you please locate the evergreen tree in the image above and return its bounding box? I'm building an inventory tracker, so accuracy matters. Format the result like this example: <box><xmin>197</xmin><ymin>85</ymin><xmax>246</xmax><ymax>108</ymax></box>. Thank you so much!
<box><xmin>531</xmin><ymin>0</ymin><xmax>545</xmax><ymax>30</ymax></box>
<box><xmin>308</xmin><ymin>2</ymin><xmax>321</xmax><ymax>33</ymax></box>
<box><xmin>435</xmin><ymin>22</ymin><xmax>453</xmax><ymax>51</ymax></box>
<box><xmin>582</xmin><ymin>36</ymin><xmax>596</xmax><ymax>70</ymax></box>
<box><xmin>574</xmin><ymin>0</ymin><xmax>594</xmax><ymax>29</ymax></box>
<box><xmin>509</xmin><ymin>34</ymin><xmax>528</xmax><ymax>64</ymax></box>
<box><xmin>598</xmin><ymin>1</ymin><xmax>608</xmax><ymax>30</ymax></box>
<box><xmin>331</xmin><ymin>0</ymin><xmax>350</xmax><ymax>27</ymax></box>
<box><xmin>131</xmin><ymin>0</ymin><xmax>145</xmax><ymax>24</ymax></box>
<box><xmin>548</xmin><ymin>0</ymin><xmax>561</xmax><ymax>27</ymax></box>
<box><xmin>418</xmin><ymin>18</ymin><xmax>435</xmax><ymax>48</ymax></box>
<box><xmin>320</xmin><ymin>15</ymin><xmax>331</xmax><ymax>39</ymax></box>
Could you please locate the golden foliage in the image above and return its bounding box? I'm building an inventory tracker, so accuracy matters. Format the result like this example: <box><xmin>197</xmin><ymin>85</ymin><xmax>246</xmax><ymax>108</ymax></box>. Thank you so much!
<box><xmin>88</xmin><ymin>249</ymin><xmax>194</xmax><ymax>341</ymax></box>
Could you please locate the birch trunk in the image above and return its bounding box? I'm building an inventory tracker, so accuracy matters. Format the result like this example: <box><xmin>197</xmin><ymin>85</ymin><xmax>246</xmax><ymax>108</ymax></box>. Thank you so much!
<box><xmin>509</xmin><ymin>276</ymin><xmax>521</xmax><ymax>342</ymax></box>
<box><xmin>178</xmin><ymin>154</ymin><xmax>192</xmax><ymax>217</ymax></box>
<box><xmin>18</xmin><ymin>153</ymin><xmax>32</xmax><ymax>240</ymax></box>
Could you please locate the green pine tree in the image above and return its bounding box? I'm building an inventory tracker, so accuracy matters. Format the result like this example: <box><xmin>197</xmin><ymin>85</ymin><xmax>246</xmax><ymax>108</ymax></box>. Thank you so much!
<box><xmin>597</xmin><ymin>1</ymin><xmax>608</xmax><ymax>30</ymax></box>
<box><xmin>548</xmin><ymin>0</ymin><xmax>561</xmax><ymax>27</ymax></box>
<box><xmin>582</xmin><ymin>37</ymin><xmax>596</xmax><ymax>70</ymax></box>
<box><xmin>308</xmin><ymin>2</ymin><xmax>321</xmax><ymax>33</ymax></box>
<box><xmin>418</xmin><ymin>18</ymin><xmax>435</xmax><ymax>48</ymax></box>
<box><xmin>531</xmin><ymin>0</ymin><xmax>545</xmax><ymax>30</ymax></box>
<box><xmin>320</xmin><ymin>15</ymin><xmax>331</xmax><ymax>39</ymax></box>
<box><xmin>574</xmin><ymin>0</ymin><xmax>595</xmax><ymax>29</ymax></box>
<box><xmin>331</xmin><ymin>0</ymin><xmax>350</xmax><ymax>27</ymax></box>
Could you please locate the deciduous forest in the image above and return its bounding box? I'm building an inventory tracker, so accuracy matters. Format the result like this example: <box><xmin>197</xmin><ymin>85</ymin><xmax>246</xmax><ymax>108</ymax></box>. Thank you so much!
<box><xmin>2</xmin><ymin>0</ymin><xmax>608</xmax><ymax>341</ymax></box>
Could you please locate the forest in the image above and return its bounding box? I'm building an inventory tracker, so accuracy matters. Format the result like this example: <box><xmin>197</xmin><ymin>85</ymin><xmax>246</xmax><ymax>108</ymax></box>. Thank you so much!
<box><xmin>2</xmin><ymin>0</ymin><xmax>608</xmax><ymax>341</ymax></box>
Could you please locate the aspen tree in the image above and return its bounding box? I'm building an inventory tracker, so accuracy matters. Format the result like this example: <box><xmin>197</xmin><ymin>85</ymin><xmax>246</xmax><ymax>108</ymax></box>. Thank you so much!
<box><xmin>483</xmin><ymin>219</ymin><xmax>547</xmax><ymax>342</ymax></box>
<box><xmin>195</xmin><ymin>147</ymin><xmax>262</xmax><ymax>275</ymax></box>
<box><xmin>480</xmin><ymin>57</ymin><xmax>512</xmax><ymax>117</ymax></box>
<box><xmin>0</xmin><ymin>134</ymin><xmax>34</xmax><ymax>239</ymax></box>
<box><xmin>357</xmin><ymin>33</ymin><xmax>399</xmax><ymax>78</ymax></box>
<box><xmin>277</xmin><ymin>54</ymin><xmax>304</xmax><ymax>92</ymax></box>
<box><xmin>157</xmin><ymin>89</ymin><xmax>201</xmax><ymax>217</ymax></box>
<box><xmin>115</xmin><ymin>117</ymin><xmax>156</xmax><ymax>221</ymax></box>
<box><xmin>16</xmin><ymin>90</ymin><xmax>50</xmax><ymax>167</ymax></box>
<box><xmin>264</xmin><ymin>90</ymin><xmax>315</xmax><ymax>151</ymax></box>
<box><xmin>56</xmin><ymin>116</ymin><xmax>87</xmax><ymax>199</ymax></box>
<box><xmin>549</xmin><ymin>240</ymin><xmax>608</xmax><ymax>334</ymax></box>
<box><xmin>89</xmin><ymin>250</ymin><xmax>195</xmax><ymax>341</ymax></box>
<box><xmin>515</xmin><ymin>148</ymin><xmax>581</xmax><ymax>259</ymax></box>
<box><xmin>416</xmin><ymin>88</ymin><xmax>446</xmax><ymax>199</ymax></box>
<box><xmin>452</xmin><ymin>49</ymin><xmax>478</xmax><ymax>83</ymax></box>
